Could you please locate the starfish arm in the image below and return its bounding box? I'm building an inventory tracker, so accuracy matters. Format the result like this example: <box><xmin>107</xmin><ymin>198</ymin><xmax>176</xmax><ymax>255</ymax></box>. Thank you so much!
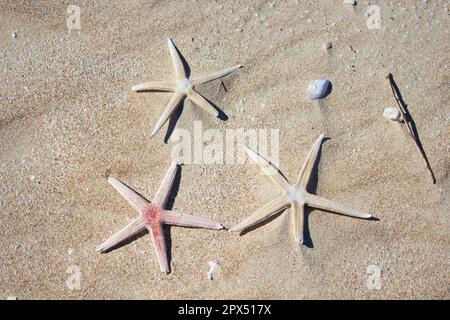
<box><xmin>108</xmin><ymin>177</ymin><xmax>150</xmax><ymax>212</ymax></box>
<box><xmin>191</xmin><ymin>65</ymin><xmax>242</xmax><ymax>86</ymax></box>
<box><xmin>151</xmin><ymin>92</ymin><xmax>184</xmax><ymax>137</ymax></box>
<box><xmin>167</xmin><ymin>38</ymin><xmax>186</xmax><ymax>80</ymax></box>
<box><xmin>153</xmin><ymin>161</ymin><xmax>180</xmax><ymax>207</ymax></box>
<box><xmin>163</xmin><ymin>211</ymin><xmax>224</xmax><ymax>229</ymax></box>
<box><xmin>186</xmin><ymin>90</ymin><xmax>219</xmax><ymax>117</ymax></box>
<box><xmin>295</xmin><ymin>134</ymin><xmax>325</xmax><ymax>189</ymax></box>
<box><xmin>305</xmin><ymin>193</ymin><xmax>372</xmax><ymax>219</ymax></box>
<box><xmin>147</xmin><ymin>224</ymin><xmax>170</xmax><ymax>273</ymax></box>
<box><xmin>230</xmin><ymin>194</ymin><xmax>290</xmax><ymax>233</ymax></box>
<box><xmin>131</xmin><ymin>81</ymin><xmax>175</xmax><ymax>92</ymax></box>
<box><xmin>96</xmin><ymin>218</ymin><xmax>146</xmax><ymax>253</ymax></box>
<box><xmin>245</xmin><ymin>146</ymin><xmax>291</xmax><ymax>192</ymax></box>
<box><xmin>291</xmin><ymin>202</ymin><xmax>305</xmax><ymax>245</ymax></box>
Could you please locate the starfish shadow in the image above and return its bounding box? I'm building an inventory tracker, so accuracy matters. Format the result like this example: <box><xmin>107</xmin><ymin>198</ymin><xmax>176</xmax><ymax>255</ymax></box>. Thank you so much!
<box><xmin>202</xmin><ymin>94</ymin><xmax>229</xmax><ymax>121</ymax></box>
<box><xmin>163</xmin><ymin>95</ymin><xmax>228</xmax><ymax>143</ymax></box>
<box><xmin>239</xmin><ymin>208</ymin><xmax>288</xmax><ymax>236</ymax></box>
<box><xmin>99</xmin><ymin>229</ymin><xmax>149</xmax><ymax>254</ymax></box>
<box><xmin>165</xmin><ymin>164</ymin><xmax>182</xmax><ymax>210</ymax></box>
<box><xmin>174</xmin><ymin>43</ymin><xmax>191</xmax><ymax>78</ymax></box>
<box><xmin>160</xmin><ymin>164</ymin><xmax>182</xmax><ymax>270</ymax></box>
<box><xmin>302</xmin><ymin>209</ymin><xmax>314</xmax><ymax>248</ymax></box>
<box><xmin>300</xmin><ymin>137</ymin><xmax>331</xmax><ymax>248</ymax></box>
<box><xmin>164</xmin><ymin>103</ymin><xmax>184</xmax><ymax>144</ymax></box>
<box><xmin>302</xmin><ymin>137</ymin><xmax>380</xmax><ymax>248</ymax></box>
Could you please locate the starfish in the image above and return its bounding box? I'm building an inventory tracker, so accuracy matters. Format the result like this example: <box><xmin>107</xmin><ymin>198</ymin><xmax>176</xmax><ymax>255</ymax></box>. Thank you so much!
<box><xmin>96</xmin><ymin>161</ymin><xmax>224</xmax><ymax>273</ymax></box>
<box><xmin>230</xmin><ymin>134</ymin><xmax>373</xmax><ymax>245</ymax></box>
<box><xmin>132</xmin><ymin>38</ymin><xmax>242</xmax><ymax>137</ymax></box>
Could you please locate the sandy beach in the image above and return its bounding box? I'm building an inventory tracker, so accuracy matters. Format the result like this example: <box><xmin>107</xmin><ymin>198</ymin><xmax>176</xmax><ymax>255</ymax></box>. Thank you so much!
<box><xmin>0</xmin><ymin>0</ymin><xmax>448</xmax><ymax>299</ymax></box>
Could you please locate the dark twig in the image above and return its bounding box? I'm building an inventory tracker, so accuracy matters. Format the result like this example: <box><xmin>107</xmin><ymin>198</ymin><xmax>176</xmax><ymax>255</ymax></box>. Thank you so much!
<box><xmin>386</xmin><ymin>73</ymin><xmax>436</xmax><ymax>184</ymax></box>
<box><xmin>220</xmin><ymin>80</ymin><xmax>228</xmax><ymax>93</ymax></box>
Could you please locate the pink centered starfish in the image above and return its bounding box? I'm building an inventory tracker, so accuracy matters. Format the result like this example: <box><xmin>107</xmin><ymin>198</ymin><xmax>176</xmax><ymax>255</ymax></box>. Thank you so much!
<box><xmin>96</xmin><ymin>161</ymin><xmax>224</xmax><ymax>273</ymax></box>
<box><xmin>231</xmin><ymin>134</ymin><xmax>373</xmax><ymax>245</ymax></box>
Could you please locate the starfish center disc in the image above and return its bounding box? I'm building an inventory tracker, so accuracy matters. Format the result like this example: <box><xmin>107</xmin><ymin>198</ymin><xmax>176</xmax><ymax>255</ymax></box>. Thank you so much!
<box><xmin>142</xmin><ymin>205</ymin><xmax>165</xmax><ymax>226</ymax></box>
<box><xmin>176</xmin><ymin>79</ymin><xmax>193</xmax><ymax>93</ymax></box>
<box><xmin>286</xmin><ymin>186</ymin><xmax>305</xmax><ymax>204</ymax></box>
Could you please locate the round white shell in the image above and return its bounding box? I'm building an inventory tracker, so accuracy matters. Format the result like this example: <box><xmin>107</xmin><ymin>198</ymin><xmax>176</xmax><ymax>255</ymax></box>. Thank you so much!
<box><xmin>383</xmin><ymin>107</ymin><xmax>403</xmax><ymax>122</ymax></box>
<box><xmin>306</xmin><ymin>79</ymin><xmax>332</xmax><ymax>101</ymax></box>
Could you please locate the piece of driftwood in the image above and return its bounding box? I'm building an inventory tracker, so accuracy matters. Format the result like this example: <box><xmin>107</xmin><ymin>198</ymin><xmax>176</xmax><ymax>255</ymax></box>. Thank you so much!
<box><xmin>386</xmin><ymin>73</ymin><xmax>436</xmax><ymax>184</ymax></box>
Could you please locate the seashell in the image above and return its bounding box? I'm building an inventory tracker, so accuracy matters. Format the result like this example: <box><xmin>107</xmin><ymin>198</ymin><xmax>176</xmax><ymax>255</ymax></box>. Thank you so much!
<box><xmin>344</xmin><ymin>0</ymin><xmax>357</xmax><ymax>5</ymax></box>
<box><xmin>383</xmin><ymin>107</ymin><xmax>403</xmax><ymax>122</ymax></box>
<box><xmin>206</xmin><ymin>259</ymin><xmax>220</xmax><ymax>280</ymax></box>
<box><xmin>323</xmin><ymin>41</ymin><xmax>332</xmax><ymax>50</ymax></box>
<box><xmin>306</xmin><ymin>80</ymin><xmax>332</xmax><ymax>100</ymax></box>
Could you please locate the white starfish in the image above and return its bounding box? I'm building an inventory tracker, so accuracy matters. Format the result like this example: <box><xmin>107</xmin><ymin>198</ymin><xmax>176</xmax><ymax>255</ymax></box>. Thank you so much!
<box><xmin>132</xmin><ymin>38</ymin><xmax>242</xmax><ymax>137</ymax></box>
<box><xmin>231</xmin><ymin>134</ymin><xmax>373</xmax><ymax>245</ymax></box>
<box><xmin>96</xmin><ymin>161</ymin><xmax>224</xmax><ymax>274</ymax></box>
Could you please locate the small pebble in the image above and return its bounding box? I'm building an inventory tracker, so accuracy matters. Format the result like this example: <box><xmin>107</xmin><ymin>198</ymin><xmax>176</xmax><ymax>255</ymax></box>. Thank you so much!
<box><xmin>30</xmin><ymin>175</ymin><xmax>36</xmax><ymax>181</ymax></box>
<box><xmin>11</xmin><ymin>32</ymin><xmax>17</xmax><ymax>39</ymax></box>
<box><xmin>207</xmin><ymin>259</ymin><xmax>220</xmax><ymax>280</ymax></box>
<box><xmin>323</xmin><ymin>41</ymin><xmax>332</xmax><ymax>50</ymax></box>
<box><xmin>383</xmin><ymin>107</ymin><xmax>403</xmax><ymax>122</ymax></box>
<box><xmin>344</xmin><ymin>0</ymin><xmax>357</xmax><ymax>5</ymax></box>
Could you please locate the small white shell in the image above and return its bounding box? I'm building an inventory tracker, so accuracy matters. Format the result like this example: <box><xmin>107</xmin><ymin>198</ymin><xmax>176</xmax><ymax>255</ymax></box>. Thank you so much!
<box><xmin>344</xmin><ymin>0</ymin><xmax>357</xmax><ymax>5</ymax></box>
<box><xmin>206</xmin><ymin>259</ymin><xmax>220</xmax><ymax>280</ymax></box>
<box><xmin>306</xmin><ymin>80</ymin><xmax>332</xmax><ymax>101</ymax></box>
<box><xmin>323</xmin><ymin>41</ymin><xmax>332</xmax><ymax>50</ymax></box>
<box><xmin>383</xmin><ymin>107</ymin><xmax>403</xmax><ymax>122</ymax></box>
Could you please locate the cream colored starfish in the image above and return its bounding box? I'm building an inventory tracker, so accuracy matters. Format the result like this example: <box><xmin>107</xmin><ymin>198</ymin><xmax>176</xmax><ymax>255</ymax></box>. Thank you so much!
<box><xmin>96</xmin><ymin>161</ymin><xmax>224</xmax><ymax>273</ymax></box>
<box><xmin>231</xmin><ymin>134</ymin><xmax>372</xmax><ymax>245</ymax></box>
<box><xmin>132</xmin><ymin>38</ymin><xmax>242</xmax><ymax>137</ymax></box>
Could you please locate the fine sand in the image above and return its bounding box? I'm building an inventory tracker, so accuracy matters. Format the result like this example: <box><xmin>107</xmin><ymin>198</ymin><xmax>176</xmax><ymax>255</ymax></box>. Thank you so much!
<box><xmin>0</xmin><ymin>1</ymin><xmax>448</xmax><ymax>299</ymax></box>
